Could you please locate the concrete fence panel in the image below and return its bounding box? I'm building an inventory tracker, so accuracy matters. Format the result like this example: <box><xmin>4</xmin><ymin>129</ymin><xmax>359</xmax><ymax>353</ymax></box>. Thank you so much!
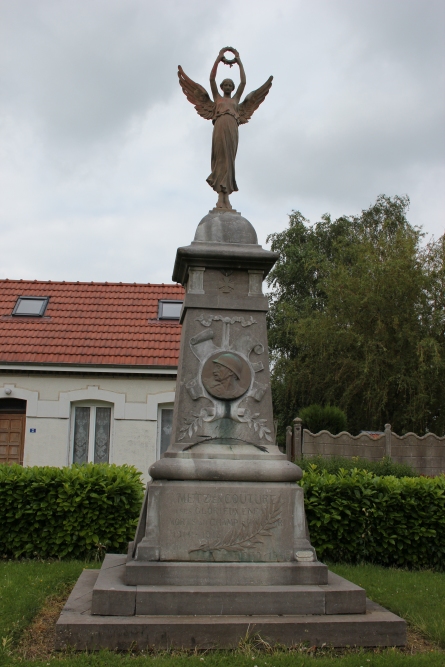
<box><xmin>289</xmin><ymin>423</ymin><xmax>445</xmax><ymax>476</ymax></box>
<box><xmin>391</xmin><ymin>432</ymin><xmax>445</xmax><ymax>477</ymax></box>
<box><xmin>303</xmin><ymin>430</ymin><xmax>385</xmax><ymax>460</ymax></box>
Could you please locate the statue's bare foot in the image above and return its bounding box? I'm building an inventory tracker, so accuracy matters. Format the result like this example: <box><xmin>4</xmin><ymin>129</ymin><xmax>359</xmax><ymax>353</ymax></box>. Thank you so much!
<box><xmin>216</xmin><ymin>192</ymin><xmax>225</xmax><ymax>208</ymax></box>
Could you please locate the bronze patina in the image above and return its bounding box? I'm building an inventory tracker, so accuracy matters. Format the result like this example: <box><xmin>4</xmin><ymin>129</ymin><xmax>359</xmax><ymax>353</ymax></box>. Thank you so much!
<box><xmin>178</xmin><ymin>47</ymin><xmax>273</xmax><ymax>211</ymax></box>
<box><xmin>201</xmin><ymin>351</ymin><xmax>251</xmax><ymax>400</ymax></box>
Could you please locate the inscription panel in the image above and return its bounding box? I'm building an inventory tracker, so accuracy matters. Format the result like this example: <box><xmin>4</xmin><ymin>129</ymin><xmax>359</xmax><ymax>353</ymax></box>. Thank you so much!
<box><xmin>159</xmin><ymin>483</ymin><xmax>295</xmax><ymax>562</ymax></box>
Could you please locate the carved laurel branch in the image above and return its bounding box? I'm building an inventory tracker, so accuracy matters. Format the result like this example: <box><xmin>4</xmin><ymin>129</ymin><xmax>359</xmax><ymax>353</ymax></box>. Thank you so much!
<box><xmin>240</xmin><ymin>409</ymin><xmax>273</xmax><ymax>442</ymax></box>
<box><xmin>196</xmin><ymin>314</ymin><xmax>256</xmax><ymax>328</ymax></box>
<box><xmin>178</xmin><ymin>409</ymin><xmax>209</xmax><ymax>441</ymax></box>
<box><xmin>189</xmin><ymin>496</ymin><xmax>283</xmax><ymax>554</ymax></box>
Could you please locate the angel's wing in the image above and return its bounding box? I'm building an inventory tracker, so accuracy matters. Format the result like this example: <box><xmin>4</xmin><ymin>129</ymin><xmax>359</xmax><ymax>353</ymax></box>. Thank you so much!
<box><xmin>238</xmin><ymin>76</ymin><xmax>273</xmax><ymax>125</ymax></box>
<box><xmin>178</xmin><ymin>66</ymin><xmax>215</xmax><ymax>120</ymax></box>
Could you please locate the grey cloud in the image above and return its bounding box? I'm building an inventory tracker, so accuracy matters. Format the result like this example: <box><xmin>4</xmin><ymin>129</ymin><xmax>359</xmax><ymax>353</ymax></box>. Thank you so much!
<box><xmin>0</xmin><ymin>0</ymin><xmax>443</xmax><ymax>284</ymax></box>
<box><xmin>0</xmin><ymin>0</ymin><xmax>219</xmax><ymax>144</ymax></box>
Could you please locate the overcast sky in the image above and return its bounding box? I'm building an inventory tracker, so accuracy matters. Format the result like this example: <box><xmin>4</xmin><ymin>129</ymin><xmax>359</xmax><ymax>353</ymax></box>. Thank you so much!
<box><xmin>1</xmin><ymin>0</ymin><xmax>444</xmax><ymax>284</ymax></box>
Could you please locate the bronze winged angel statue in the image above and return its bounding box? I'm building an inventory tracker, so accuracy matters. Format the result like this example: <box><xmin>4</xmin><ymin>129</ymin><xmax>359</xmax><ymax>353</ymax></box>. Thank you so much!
<box><xmin>178</xmin><ymin>47</ymin><xmax>273</xmax><ymax>210</ymax></box>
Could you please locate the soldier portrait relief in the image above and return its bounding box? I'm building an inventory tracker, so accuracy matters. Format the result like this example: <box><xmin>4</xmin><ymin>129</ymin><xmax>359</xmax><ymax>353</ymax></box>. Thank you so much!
<box><xmin>201</xmin><ymin>352</ymin><xmax>251</xmax><ymax>400</ymax></box>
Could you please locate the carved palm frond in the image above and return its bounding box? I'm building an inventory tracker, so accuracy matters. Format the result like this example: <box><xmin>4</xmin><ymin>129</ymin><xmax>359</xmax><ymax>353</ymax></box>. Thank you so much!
<box><xmin>189</xmin><ymin>496</ymin><xmax>282</xmax><ymax>553</ymax></box>
<box><xmin>241</xmin><ymin>409</ymin><xmax>273</xmax><ymax>442</ymax></box>
<box><xmin>178</xmin><ymin>409</ymin><xmax>209</xmax><ymax>441</ymax></box>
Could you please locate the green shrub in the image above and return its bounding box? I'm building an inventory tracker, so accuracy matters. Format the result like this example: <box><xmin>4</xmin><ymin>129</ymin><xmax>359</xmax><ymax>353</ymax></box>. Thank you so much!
<box><xmin>0</xmin><ymin>464</ymin><xmax>144</xmax><ymax>560</ymax></box>
<box><xmin>301</xmin><ymin>467</ymin><xmax>445</xmax><ymax>570</ymax></box>
<box><xmin>298</xmin><ymin>404</ymin><xmax>347</xmax><ymax>434</ymax></box>
<box><xmin>297</xmin><ymin>455</ymin><xmax>419</xmax><ymax>478</ymax></box>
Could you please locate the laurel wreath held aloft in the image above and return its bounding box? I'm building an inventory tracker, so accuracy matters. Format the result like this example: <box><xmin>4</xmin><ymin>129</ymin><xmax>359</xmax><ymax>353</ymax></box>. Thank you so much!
<box><xmin>221</xmin><ymin>47</ymin><xmax>238</xmax><ymax>67</ymax></box>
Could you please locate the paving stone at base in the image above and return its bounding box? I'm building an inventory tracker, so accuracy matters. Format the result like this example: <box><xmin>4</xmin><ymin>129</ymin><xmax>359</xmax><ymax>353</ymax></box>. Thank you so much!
<box><xmin>56</xmin><ymin>570</ymin><xmax>405</xmax><ymax>650</ymax></box>
<box><xmin>125</xmin><ymin>559</ymin><xmax>328</xmax><ymax>586</ymax></box>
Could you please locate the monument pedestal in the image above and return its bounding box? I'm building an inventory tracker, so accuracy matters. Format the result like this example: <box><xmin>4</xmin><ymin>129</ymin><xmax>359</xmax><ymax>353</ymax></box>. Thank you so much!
<box><xmin>56</xmin><ymin>560</ymin><xmax>406</xmax><ymax>650</ymax></box>
<box><xmin>56</xmin><ymin>210</ymin><xmax>406</xmax><ymax>650</ymax></box>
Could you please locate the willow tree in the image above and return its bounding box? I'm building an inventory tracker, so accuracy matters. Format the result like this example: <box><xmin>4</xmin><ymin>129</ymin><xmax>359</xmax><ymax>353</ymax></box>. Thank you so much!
<box><xmin>267</xmin><ymin>195</ymin><xmax>445</xmax><ymax>436</ymax></box>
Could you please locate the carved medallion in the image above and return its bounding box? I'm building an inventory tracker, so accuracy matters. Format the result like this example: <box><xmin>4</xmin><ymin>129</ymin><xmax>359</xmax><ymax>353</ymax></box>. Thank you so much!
<box><xmin>201</xmin><ymin>351</ymin><xmax>251</xmax><ymax>400</ymax></box>
<box><xmin>218</xmin><ymin>275</ymin><xmax>235</xmax><ymax>293</ymax></box>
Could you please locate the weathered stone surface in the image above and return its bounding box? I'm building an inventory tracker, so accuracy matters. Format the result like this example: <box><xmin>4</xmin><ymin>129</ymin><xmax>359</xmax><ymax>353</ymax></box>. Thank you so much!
<box><xmin>184</xmin><ymin>292</ymin><xmax>269</xmax><ymax>312</ymax></box>
<box><xmin>321</xmin><ymin>571</ymin><xmax>367</xmax><ymax>615</ymax></box>
<box><xmin>136</xmin><ymin>585</ymin><xmax>325</xmax><ymax>616</ymax></box>
<box><xmin>167</xmin><ymin>305</ymin><xmax>278</xmax><ymax>457</ymax></box>
<box><xmin>172</xmin><ymin>243</ymin><xmax>278</xmax><ymax>286</ymax></box>
<box><xmin>168</xmin><ymin>236</ymin><xmax>284</xmax><ymax>463</ymax></box>
<box><xmin>56</xmin><ymin>570</ymin><xmax>406</xmax><ymax>650</ymax></box>
<box><xmin>125</xmin><ymin>560</ymin><xmax>329</xmax><ymax>586</ymax></box>
<box><xmin>149</xmin><ymin>458</ymin><xmax>302</xmax><ymax>480</ymax></box>
<box><xmin>89</xmin><ymin>558</ymin><xmax>364</xmax><ymax>618</ymax></box>
<box><xmin>194</xmin><ymin>211</ymin><xmax>258</xmax><ymax>245</ymax></box>
<box><xmin>91</xmin><ymin>555</ymin><xmax>135</xmax><ymax>616</ymax></box>
<box><xmin>160</xmin><ymin>481</ymin><xmax>294</xmax><ymax>562</ymax></box>
<box><xmin>133</xmin><ymin>481</ymin><xmax>313</xmax><ymax>564</ymax></box>
<box><xmin>60</xmin><ymin>568</ymin><xmax>96</xmax><ymax>615</ymax></box>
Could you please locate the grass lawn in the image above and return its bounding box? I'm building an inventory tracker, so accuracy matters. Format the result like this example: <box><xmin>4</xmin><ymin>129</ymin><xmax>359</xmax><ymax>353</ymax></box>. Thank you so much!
<box><xmin>0</xmin><ymin>560</ymin><xmax>100</xmax><ymax>656</ymax></box>
<box><xmin>0</xmin><ymin>560</ymin><xmax>444</xmax><ymax>667</ymax></box>
<box><xmin>330</xmin><ymin>562</ymin><xmax>445</xmax><ymax>648</ymax></box>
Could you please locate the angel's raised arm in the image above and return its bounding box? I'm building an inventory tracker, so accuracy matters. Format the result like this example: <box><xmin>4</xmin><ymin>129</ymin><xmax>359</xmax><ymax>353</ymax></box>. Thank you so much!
<box><xmin>233</xmin><ymin>52</ymin><xmax>246</xmax><ymax>101</ymax></box>
<box><xmin>209</xmin><ymin>50</ymin><xmax>224</xmax><ymax>99</ymax></box>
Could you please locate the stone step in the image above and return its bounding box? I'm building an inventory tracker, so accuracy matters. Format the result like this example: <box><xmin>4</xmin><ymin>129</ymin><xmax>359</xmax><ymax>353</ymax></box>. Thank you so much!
<box><xmin>91</xmin><ymin>555</ymin><xmax>365</xmax><ymax>617</ymax></box>
<box><xmin>126</xmin><ymin>558</ymin><xmax>329</xmax><ymax>586</ymax></box>
<box><xmin>134</xmin><ymin>580</ymin><xmax>365</xmax><ymax>616</ymax></box>
<box><xmin>57</xmin><ymin>570</ymin><xmax>406</xmax><ymax>650</ymax></box>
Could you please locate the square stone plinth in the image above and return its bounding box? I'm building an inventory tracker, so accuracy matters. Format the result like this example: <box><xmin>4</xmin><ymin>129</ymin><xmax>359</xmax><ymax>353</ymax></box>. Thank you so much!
<box><xmin>135</xmin><ymin>481</ymin><xmax>313</xmax><ymax>563</ymax></box>
<box><xmin>93</xmin><ymin>555</ymin><xmax>361</xmax><ymax>617</ymax></box>
<box><xmin>125</xmin><ymin>559</ymin><xmax>328</xmax><ymax>586</ymax></box>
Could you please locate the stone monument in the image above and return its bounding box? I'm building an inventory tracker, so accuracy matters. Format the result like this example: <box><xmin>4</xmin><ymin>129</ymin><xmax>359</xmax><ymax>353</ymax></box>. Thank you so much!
<box><xmin>56</xmin><ymin>47</ymin><xmax>406</xmax><ymax>650</ymax></box>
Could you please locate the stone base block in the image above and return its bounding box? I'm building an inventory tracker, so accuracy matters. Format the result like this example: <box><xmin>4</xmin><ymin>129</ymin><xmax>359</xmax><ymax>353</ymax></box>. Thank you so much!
<box><xmin>92</xmin><ymin>555</ymin><xmax>364</xmax><ymax>617</ymax></box>
<box><xmin>91</xmin><ymin>556</ymin><xmax>136</xmax><ymax>616</ymax></box>
<box><xmin>126</xmin><ymin>559</ymin><xmax>328</xmax><ymax>587</ymax></box>
<box><xmin>135</xmin><ymin>585</ymin><xmax>328</xmax><ymax>616</ymax></box>
<box><xmin>57</xmin><ymin>570</ymin><xmax>406</xmax><ymax>650</ymax></box>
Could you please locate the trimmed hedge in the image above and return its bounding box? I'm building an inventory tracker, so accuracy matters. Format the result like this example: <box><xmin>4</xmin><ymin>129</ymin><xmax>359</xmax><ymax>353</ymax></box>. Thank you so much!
<box><xmin>301</xmin><ymin>468</ymin><xmax>445</xmax><ymax>570</ymax></box>
<box><xmin>0</xmin><ymin>464</ymin><xmax>144</xmax><ymax>559</ymax></box>
<box><xmin>2</xmin><ymin>463</ymin><xmax>444</xmax><ymax>569</ymax></box>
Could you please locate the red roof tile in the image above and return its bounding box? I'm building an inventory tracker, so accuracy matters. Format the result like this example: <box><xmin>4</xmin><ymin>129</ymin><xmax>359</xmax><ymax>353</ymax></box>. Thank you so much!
<box><xmin>0</xmin><ymin>280</ymin><xmax>184</xmax><ymax>367</ymax></box>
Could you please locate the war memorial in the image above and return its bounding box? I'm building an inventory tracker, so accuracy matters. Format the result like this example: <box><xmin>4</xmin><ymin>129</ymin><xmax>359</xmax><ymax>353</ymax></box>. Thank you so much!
<box><xmin>56</xmin><ymin>47</ymin><xmax>406</xmax><ymax>650</ymax></box>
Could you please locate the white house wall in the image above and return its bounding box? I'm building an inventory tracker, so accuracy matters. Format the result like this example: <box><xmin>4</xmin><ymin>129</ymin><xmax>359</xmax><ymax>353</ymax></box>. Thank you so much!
<box><xmin>25</xmin><ymin>415</ymin><xmax>69</xmax><ymax>468</ymax></box>
<box><xmin>113</xmin><ymin>420</ymin><xmax>158</xmax><ymax>477</ymax></box>
<box><xmin>1</xmin><ymin>374</ymin><xmax>176</xmax><ymax>482</ymax></box>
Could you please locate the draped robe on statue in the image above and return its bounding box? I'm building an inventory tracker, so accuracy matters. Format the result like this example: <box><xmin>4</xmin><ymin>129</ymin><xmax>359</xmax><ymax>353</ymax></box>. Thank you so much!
<box><xmin>206</xmin><ymin>95</ymin><xmax>239</xmax><ymax>195</ymax></box>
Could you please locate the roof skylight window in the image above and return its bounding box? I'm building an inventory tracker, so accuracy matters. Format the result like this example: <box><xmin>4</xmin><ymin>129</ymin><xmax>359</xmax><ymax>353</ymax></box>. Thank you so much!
<box><xmin>12</xmin><ymin>296</ymin><xmax>49</xmax><ymax>317</ymax></box>
<box><xmin>158</xmin><ymin>300</ymin><xmax>183</xmax><ymax>320</ymax></box>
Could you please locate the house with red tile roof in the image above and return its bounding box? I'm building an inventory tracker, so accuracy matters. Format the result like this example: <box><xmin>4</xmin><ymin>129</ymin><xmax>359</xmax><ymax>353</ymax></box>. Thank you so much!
<box><xmin>0</xmin><ymin>280</ymin><xmax>184</xmax><ymax>478</ymax></box>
